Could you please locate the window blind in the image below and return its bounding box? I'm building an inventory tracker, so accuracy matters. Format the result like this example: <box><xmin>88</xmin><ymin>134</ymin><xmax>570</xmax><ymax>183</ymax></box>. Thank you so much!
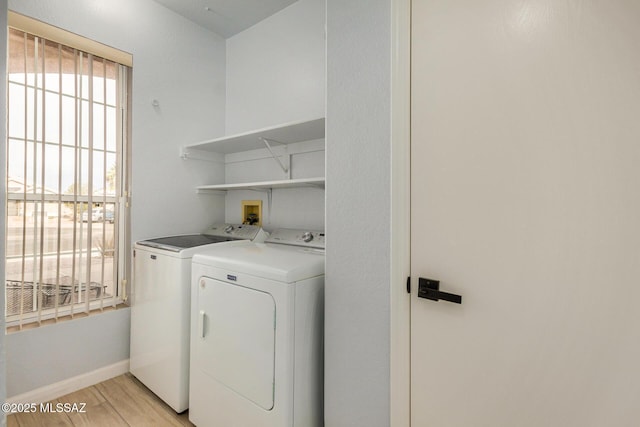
<box><xmin>5</xmin><ymin>27</ymin><xmax>129</xmax><ymax>328</ymax></box>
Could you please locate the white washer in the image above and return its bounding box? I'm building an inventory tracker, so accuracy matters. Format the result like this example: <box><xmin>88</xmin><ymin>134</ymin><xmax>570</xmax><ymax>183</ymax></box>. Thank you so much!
<box><xmin>189</xmin><ymin>229</ymin><xmax>325</xmax><ymax>427</ymax></box>
<box><xmin>130</xmin><ymin>224</ymin><xmax>267</xmax><ymax>413</ymax></box>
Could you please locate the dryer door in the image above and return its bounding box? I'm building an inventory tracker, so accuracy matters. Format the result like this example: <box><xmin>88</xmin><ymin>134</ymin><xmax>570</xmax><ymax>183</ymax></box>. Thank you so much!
<box><xmin>196</xmin><ymin>276</ymin><xmax>276</xmax><ymax>410</ymax></box>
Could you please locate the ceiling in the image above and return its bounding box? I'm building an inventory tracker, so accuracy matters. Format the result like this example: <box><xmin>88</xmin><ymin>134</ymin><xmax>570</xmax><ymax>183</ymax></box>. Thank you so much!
<box><xmin>152</xmin><ymin>0</ymin><xmax>299</xmax><ymax>38</ymax></box>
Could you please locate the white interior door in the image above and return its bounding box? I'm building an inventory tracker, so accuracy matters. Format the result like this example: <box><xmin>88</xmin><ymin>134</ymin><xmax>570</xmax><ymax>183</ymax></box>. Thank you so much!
<box><xmin>410</xmin><ymin>1</ymin><xmax>640</xmax><ymax>426</ymax></box>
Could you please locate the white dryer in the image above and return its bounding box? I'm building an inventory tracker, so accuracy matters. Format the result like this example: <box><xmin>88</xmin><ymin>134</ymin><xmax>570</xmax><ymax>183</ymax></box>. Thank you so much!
<box><xmin>189</xmin><ymin>229</ymin><xmax>325</xmax><ymax>427</ymax></box>
<box><xmin>130</xmin><ymin>224</ymin><xmax>267</xmax><ymax>413</ymax></box>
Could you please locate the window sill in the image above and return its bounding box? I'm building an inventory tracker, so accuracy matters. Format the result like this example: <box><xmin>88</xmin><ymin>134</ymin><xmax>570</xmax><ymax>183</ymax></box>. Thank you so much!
<box><xmin>6</xmin><ymin>302</ymin><xmax>128</xmax><ymax>333</ymax></box>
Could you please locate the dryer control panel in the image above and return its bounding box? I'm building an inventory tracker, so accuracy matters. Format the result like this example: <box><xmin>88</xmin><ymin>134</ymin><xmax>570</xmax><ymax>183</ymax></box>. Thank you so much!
<box><xmin>266</xmin><ymin>228</ymin><xmax>325</xmax><ymax>250</ymax></box>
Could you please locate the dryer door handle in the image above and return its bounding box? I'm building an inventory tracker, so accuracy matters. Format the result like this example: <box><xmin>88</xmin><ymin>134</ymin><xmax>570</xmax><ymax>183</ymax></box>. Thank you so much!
<box><xmin>199</xmin><ymin>310</ymin><xmax>206</xmax><ymax>338</ymax></box>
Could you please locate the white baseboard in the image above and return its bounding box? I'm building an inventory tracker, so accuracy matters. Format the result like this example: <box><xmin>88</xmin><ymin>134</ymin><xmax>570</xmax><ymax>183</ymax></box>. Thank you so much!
<box><xmin>6</xmin><ymin>359</ymin><xmax>129</xmax><ymax>404</ymax></box>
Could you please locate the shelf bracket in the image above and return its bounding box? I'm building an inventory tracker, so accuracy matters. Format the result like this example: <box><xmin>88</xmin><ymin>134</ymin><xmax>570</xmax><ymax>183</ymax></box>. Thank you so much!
<box><xmin>259</xmin><ymin>137</ymin><xmax>290</xmax><ymax>177</ymax></box>
<box><xmin>180</xmin><ymin>147</ymin><xmax>224</xmax><ymax>163</ymax></box>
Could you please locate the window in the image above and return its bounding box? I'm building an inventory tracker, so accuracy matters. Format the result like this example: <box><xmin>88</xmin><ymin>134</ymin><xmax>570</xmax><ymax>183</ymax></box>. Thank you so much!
<box><xmin>5</xmin><ymin>23</ymin><xmax>130</xmax><ymax>327</ymax></box>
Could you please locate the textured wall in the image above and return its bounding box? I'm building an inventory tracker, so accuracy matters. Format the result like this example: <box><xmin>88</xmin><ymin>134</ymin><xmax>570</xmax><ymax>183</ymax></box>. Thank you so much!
<box><xmin>325</xmin><ymin>0</ymin><xmax>392</xmax><ymax>425</ymax></box>
<box><xmin>6</xmin><ymin>310</ymin><xmax>131</xmax><ymax>396</ymax></box>
<box><xmin>224</xmin><ymin>147</ymin><xmax>326</xmax><ymax>231</ymax></box>
<box><xmin>225</xmin><ymin>0</ymin><xmax>325</xmax><ymax>135</ymax></box>
<box><xmin>224</xmin><ymin>0</ymin><xmax>326</xmax><ymax>231</ymax></box>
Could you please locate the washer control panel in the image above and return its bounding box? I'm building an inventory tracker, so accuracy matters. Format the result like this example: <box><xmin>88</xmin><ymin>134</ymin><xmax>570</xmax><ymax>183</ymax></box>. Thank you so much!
<box><xmin>266</xmin><ymin>228</ymin><xmax>325</xmax><ymax>249</ymax></box>
<box><xmin>204</xmin><ymin>223</ymin><xmax>267</xmax><ymax>241</ymax></box>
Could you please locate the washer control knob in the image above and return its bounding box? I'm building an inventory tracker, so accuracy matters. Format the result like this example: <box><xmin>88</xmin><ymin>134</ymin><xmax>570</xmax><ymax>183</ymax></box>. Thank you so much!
<box><xmin>224</xmin><ymin>225</ymin><xmax>235</xmax><ymax>233</ymax></box>
<box><xmin>302</xmin><ymin>231</ymin><xmax>314</xmax><ymax>242</ymax></box>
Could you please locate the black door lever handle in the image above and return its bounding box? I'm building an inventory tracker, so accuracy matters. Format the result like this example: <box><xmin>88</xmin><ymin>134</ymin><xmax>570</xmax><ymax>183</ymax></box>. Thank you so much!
<box><xmin>418</xmin><ymin>278</ymin><xmax>462</xmax><ymax>304</ymax></box>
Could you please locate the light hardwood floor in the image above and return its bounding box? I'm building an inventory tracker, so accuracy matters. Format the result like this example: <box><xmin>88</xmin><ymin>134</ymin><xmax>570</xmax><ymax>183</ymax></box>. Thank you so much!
<box><xmin>7</xmin><ymin>373</ymin><xmax>194</xmax><ymax>427</ymax></box>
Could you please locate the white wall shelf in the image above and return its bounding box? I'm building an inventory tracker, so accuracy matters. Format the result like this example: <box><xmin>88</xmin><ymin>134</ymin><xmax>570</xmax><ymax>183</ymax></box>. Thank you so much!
<box><xmin>187</xmin><ymin>119</ymin><xmax>326</xmax><ymax>225</ymax></box>
<box><xmin>181</xmin><ymin>117</ymin><xmax>325</xmax><ymax>157</ymax></box>
<box><xmin>196</xmin><ymin>177</ymin><xmax>325</xmax><ymax>194</ymax></box>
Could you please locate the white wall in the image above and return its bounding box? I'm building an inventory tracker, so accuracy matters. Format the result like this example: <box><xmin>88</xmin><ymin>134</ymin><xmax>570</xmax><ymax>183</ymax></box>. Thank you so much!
<box><xmin>1</xmin><ymin>1</ymin><xmax>8</xmax><ymax>423</ymax></box>
<box><xmin>225</xmin><ymin>0</ymin><xmax>325</xmax><ymax>134</ymax></box>
<box><xmin>224</xmin><ymin>0</ymin><xmax>326</xmax><ymax>231</ymax></box>
<box><xmin>6</xmin><ymin>0</ymin><xmax>226</xmax><ymax>398</ymax></box>
<box><xmin>6</xmin><ymin>310</ymin><xmax>130</xmax><ymax>396</ymax></box>
<box><xmin>325</xmin><ymin>0</ymin><xmax>392</xmax><ymax>425</ymax></box>
<box><xmin>223</xmin><ymin>140</ymin><xmax>326</xmax><ymax>231</ymax></box>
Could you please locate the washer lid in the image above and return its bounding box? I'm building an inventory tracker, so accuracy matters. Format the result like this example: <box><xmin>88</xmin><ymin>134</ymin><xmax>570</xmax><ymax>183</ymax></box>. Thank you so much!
<box><xmin>193</xmin><ymin>242</ymin><xmax>325</xmax><ymax>283</ymax></box>
<box><xmin>136</xmin><ymin>234</ymin><xmax>238</xmax><ymax>252</ymax></box>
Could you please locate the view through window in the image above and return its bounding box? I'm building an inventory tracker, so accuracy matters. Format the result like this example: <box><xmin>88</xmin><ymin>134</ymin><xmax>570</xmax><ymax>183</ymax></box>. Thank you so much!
<box><xmin>5</xmin><ymin>28</ymin><xmax>128</xmax><ymax>326</ymax></box>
